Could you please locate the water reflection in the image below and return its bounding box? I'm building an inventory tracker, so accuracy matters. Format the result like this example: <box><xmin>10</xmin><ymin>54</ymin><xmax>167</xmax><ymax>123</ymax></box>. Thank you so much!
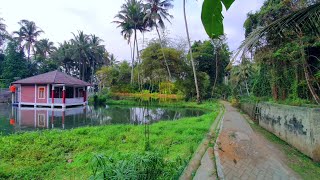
<box><xmin>0</xmin><ymin>104</ymin><xmax>206</xmax><ymax>135</ymax></box>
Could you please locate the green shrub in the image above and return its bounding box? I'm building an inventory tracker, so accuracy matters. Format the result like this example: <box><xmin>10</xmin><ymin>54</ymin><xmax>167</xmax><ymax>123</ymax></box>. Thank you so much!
<box><xmin>90</xmin><ymin>152</ymin><xmax>171</xmax><ymax>180</ymax></box>
<box><xmin>230</xmin><ymin>97</ymin><xmax>240</xmax><ymax>107</ymax></box>
<box><xmin>159</xmin><ymin>82</ymin><xmax>176</xmax><ymax>94</ymax></box>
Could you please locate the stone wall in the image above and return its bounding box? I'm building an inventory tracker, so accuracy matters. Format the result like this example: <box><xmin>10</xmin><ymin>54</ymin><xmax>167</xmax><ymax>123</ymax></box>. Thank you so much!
<box><xmin>257</xmin><ymin>102</ymin><xmax>320</xmax><ymax>161</ymax></box>
<box><xmin>240</xmin><ymin>102</ymin><xmax>256</xmax><ymax>120</ymax></box>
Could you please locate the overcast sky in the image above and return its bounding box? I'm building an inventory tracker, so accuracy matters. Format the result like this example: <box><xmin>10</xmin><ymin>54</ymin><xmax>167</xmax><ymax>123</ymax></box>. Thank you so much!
<box><xmin>0</xmin><ymin>0</ymin><xmax>263</xmax><ymax>61</ymax></box>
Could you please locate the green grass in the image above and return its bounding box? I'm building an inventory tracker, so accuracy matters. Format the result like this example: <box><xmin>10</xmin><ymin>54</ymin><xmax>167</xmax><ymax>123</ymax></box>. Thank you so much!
<box><xmin>248</xmin><ymin>121</ymin><xmax>320</xmax><ymax>179</ymax></box>
<box><xmin>0</xmin><ymin>101</ymin><xmax>220</xmax><ymax>179</ymax></box>
<box><xmin>106</xmin><ymin>99</ymin><xmax>218</xmax><ymax>109</ymax></box>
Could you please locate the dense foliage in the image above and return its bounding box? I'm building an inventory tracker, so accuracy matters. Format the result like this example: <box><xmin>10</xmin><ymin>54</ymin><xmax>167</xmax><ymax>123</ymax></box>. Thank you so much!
<box><xmin>231</xmin><ymin>0</ymin><xmax>320</xmax><ymax>105</ymax></box>
<box><xmin>95</xmin><ymin>37</ymin><xmax>231</xmax><ymax>101</ymax></box>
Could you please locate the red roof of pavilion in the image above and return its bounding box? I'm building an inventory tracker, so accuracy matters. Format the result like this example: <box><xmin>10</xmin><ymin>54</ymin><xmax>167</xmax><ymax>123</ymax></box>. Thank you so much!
<box><xmin>12</xmin><ymin>70</ymin><xmax>91</xmax><ymax>86</ymax></box>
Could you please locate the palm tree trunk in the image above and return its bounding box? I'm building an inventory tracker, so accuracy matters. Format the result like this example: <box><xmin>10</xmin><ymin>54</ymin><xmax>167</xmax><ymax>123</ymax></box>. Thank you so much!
<box><xmin>131</xmin><ymin>30</ymin><xmax>137</xmax><ymax>84</ymax></box>
<box><xmin>212</xmin><ymin>47</ymin><xmax>219</xmax><ymax>96</ymax></box>
<box><xmin>183</xmin><ymin>0</ymin><xmax>200</xmax><ymax>103</ymax></box>
<box><xmin>27</xmin><ymin>45</ymin><xmax>31</xmax><ymax>62</ymax></box>
<box><xmin>135</xmin><ymin>33</ymin><xmax>142</xmax><ymax>91</ymax></box>
<box><xmin>78</xmin><ymin>58</ymin><xmax>81</xmax><ymax>79</ymax></box>
<box><xmin>91</xmin><ymin>58</ymin><xmax>95</xmax><ymax>89</ymax></box>
<box><xmin>297</xmin><ymin>34</ymin><xmax>320</xmax><ymax>104</ymax></box>
<box><xmin>300</xmin><ymin>43</ymin><xmax>320</xmax><ymax>104</ymax></box>
<box><xmin>82</xmin><ymin>59</ymin><xmax>85</xmax><ymax>81</ymax></box>
<box><xmin>155</xmin><ymin>26</ymin><xmax>172</xmax><ymax>80</ymax></box>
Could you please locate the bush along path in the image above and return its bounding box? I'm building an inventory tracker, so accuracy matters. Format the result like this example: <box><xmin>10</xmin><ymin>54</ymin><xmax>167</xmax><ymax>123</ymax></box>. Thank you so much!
<box><xmin>216</xmin><ymin>101</ymin><xmax>300</xmax><ymax>180</ymax></box>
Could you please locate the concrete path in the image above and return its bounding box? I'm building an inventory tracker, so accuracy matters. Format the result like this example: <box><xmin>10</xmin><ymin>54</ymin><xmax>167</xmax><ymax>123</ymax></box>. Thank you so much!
<box><xmin>193</xmin><ymin>147</ymin><xmax>216</xmax><ymax>180</ymax></box>
<box><xmin>217</xmin><ymin>101</ymin><xmax>300</xmax><ymax>180</ymax></box>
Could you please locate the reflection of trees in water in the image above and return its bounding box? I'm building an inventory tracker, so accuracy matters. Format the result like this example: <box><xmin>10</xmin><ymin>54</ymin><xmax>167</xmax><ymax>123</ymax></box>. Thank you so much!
<box><xmin>2</xmin><ymin>105</ymin><xmax>206</xmax><ymax>134</ymax></box>
<box><xmin>76</xmin><ymin>106</ymin><xmax>206</xmax><ymax>125</ymax></box>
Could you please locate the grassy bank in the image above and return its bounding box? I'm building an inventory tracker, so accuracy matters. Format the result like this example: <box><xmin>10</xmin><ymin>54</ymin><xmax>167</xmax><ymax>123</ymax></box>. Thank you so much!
<box><xmin>112</xmin><ymin>92</ymin><xmax>184</xmax><ymax>100</ymax></box>
<box><xmin>105</xmin><ymin>99</ymin><xmax>218</xmax><ymax>109</ymax></box>
<box><xmin>0</xmin><ymin>101</ymin><xmax>220</xmax><ymax>179</ymax></box>
<box><xmin>247</xmin><ymin>120</ymin><xmax>320</xmax><ymax>179</ymax></box>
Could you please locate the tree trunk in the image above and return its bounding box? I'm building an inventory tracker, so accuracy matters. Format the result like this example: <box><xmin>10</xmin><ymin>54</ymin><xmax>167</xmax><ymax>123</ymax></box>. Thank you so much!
<box><xmin>131</xmin><ymin>29</ymin><xmax>137</xmax><ymax>84</ymax></box>
<box><xmin>78</xmin><ymin>59</ymin><xmax>81</xmax><ymax>79</ymax></box>
<box><xmin>155</xmin><ymin>26</ymin><xmax>172</xmax><ymax>80</ymax></box>
<box><xmin>298</xmin><ymin>36</ymin><xmax>320</xmax><ymax>104</ymax></box>
<box><xmin>245</xmin><ymin>80</ymin><xmax>250</xmax><ymax>96</ymax></box>
<box><xmin>82</xmin><ymin>59</ymin><xmax>85</xmax><ymax>81</ymax></box>
<box><xmin>303</xmin><ymin>62</ymin><xmax>320</xmax><ymax>104</ymax></box>
<box><xmin>135</xmin><ymin>34</ymin><xmax>142</xmax><ymax>91</ymax></box>
<box><xmin>211</xmin><ymin>46</ymin><xmax>219</xmax><ymax>97</ymax></box>
<box><xmin>27</xmin><ymin>45</ymin><xmax>31</xmax><ymax>62</ymax></box>
<box><xmin>183</xmin><ymin>0</ymin><xmax>200</xmax><ymax>103</ymax></box>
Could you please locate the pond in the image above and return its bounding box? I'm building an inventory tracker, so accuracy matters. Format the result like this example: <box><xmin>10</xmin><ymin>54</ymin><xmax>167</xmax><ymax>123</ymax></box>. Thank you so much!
<box><xmin>0</xmin><ymin>103</ymin><xmax>207</xmax><ymax>135</ymax></box>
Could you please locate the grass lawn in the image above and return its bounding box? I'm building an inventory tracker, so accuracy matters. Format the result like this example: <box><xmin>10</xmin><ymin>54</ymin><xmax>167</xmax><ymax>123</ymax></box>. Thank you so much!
<box><xmin>248</xmin><ymin>120</ymin><xmax>320</xmax><ymax>179</ymax></box>
<box><xmin>0</xmin><ymin>101</ymin><xmax>220</xmax><ymax>179</ymax></box>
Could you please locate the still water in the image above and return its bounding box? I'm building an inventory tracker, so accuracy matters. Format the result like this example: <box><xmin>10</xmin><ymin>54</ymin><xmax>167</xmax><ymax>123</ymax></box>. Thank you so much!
<box><xmin>0</xmin><ymin>103</ymin><xmax>207</xmax><ymax>135</ymax></box>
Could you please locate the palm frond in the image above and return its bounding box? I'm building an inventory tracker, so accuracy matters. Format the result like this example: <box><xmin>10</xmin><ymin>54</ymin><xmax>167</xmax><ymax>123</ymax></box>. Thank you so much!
<box><xmin>235</xmin><ymin>3</ymin><xmax>320</xmax><ymax>60</ymax></box>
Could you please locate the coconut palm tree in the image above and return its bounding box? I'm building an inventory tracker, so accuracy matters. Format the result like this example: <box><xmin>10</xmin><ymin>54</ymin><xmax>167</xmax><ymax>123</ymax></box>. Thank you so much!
<box><xmin>13</xmin><ymin>20</ymin><xmax>44</xmax><ymax>62</ymax></box>
<box><xmin>70</xmin><ymin>31</ymin><xmax>91</xmax><ymax>81</ymax></box>
<box><xmin>0</xmin><ymin>17</ymin><xmax>8</xmax><ymax>48</ymax></box>
<box><xmin>35</xmin><ymin>39</ymin><xmax>56</xmax><ymax>59</ymax></box>
<box><xmin>144</xmin><ymin>0</ymin><xmax>173</xmax><ymax>80</ymax></box>
<box><xmin>183</xmin><ymin>0</ymin><xmax>200</xmax><ymax>103</ymax></box>
<box><xmin>114</xmin><ymin>0</ymin><xmax>146</xmax><ymax>84</ymax></box>
<box><xmin>89</xmin><ymin>34</ymin><xmax>105</xmax><ymax>84</ymax></box>
<box><xmin>52</xmin><ymin>41</ymin><xmax>74</xmax><ymax>75</ymax></box>
<box><xmin>237</xmin><ymin>2</ymin><xmax>320</xmax><ymax>104</ymax></box>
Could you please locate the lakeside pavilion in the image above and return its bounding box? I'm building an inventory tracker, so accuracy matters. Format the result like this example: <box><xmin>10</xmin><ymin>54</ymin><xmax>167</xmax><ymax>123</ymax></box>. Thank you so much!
<box><xmin>11</xmin><ymin>70</ymin><xmax>90</xmax><ymax>108</ymax></box>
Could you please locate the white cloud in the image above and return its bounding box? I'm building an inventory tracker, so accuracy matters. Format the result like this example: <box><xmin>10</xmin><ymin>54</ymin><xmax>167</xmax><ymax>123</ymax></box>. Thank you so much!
<box><xmin>0</xmin><ymin>0</ymin><xmax>263</xmax><ymax>61</ymax></box>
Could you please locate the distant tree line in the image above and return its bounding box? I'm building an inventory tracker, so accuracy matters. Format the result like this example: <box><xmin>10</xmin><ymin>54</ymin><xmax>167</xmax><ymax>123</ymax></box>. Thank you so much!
<box><xmin>0</xmin><ymin>19</ymin><xmax>115</xmax><ymax>87</ymax></box>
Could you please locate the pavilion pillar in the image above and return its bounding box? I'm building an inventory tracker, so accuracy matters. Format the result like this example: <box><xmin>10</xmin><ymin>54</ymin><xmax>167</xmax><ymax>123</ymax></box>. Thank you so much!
<box><xmin>51</xmin><ymin>110</ymin><xmax>54</xmax><ymax>128</ymax></box>
<box><xmin>62</xmin><ymin>111</ymin><xmax>65</xmax><ymax>129</ymax></box>
<box><xmin>83</xmin><ymin>87</ymin><xmax>87</xmax><ymax>103</ymax></box>
<box><xmin>62</xmin><ymin>86</ymin><xmax>66</xmax><ymax>104</ymax></box>
<box><xmin>51</xmin><ymin>86</ymin><xmax>55</xmax><ymax>105</ymax></box>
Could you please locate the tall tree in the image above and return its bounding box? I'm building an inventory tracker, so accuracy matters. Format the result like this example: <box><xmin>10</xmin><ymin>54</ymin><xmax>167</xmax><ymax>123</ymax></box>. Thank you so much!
<box><xmin>70</xmin><ymin>31</ymin><xmax>92</xmax><ymax>81</ymax></box>
<box><xmin>35</xmin><ymin>39</ymin><xmax>56</xmax><ymax>59</ymax></box>
<box><xmin>89</xmin><ymin>34</ymin><xmax>105</xmax><ymax>84</ymax></box>
<box><xmin>13</xmin><ymin>20</ymin><xmax>44</xmax><ymax>61</ymax></box>
<box><xmin>144</xmin><ymin>0</ymin><xmax>173</xmax><ymax>80</ymax></box>
<box><xmin>114</xmin><ymin>0</ymin><xmax>146</xmax><ymax>84</ymax></box>
<box><xmin>2</xmin><ymin>41</ymin><xmax>29</xmax><ymax>86</ymax></box>
<box><xmin>183</xmin><ymin>0</ymin><xmax>200</xmax><ymax>103</ymax></box>
<box><xmin>52</xmin><ymin>41</ymin><xmax>74</xmax><ymax>74</ymax></box>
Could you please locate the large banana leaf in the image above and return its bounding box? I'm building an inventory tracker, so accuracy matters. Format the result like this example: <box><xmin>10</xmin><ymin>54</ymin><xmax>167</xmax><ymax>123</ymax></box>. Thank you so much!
<box><xmin>201</xmin><ymin>0</ymin><xmax>235</xmax><ymax>39</ymax></box>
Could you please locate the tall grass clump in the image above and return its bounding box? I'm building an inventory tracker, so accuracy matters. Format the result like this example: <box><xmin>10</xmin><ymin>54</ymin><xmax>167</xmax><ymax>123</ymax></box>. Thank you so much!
<box><xmin>90</xmin><ymin>152</ymin><xmax>186</xmax><ymax>179</ymax></box>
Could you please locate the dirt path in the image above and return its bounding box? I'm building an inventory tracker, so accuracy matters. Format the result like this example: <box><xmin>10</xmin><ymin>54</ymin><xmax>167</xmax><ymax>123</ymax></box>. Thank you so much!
<box><xmin>217</xmin><ymin>101</ymin><xmax>300</xmax><ymax>180</ymax></box>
